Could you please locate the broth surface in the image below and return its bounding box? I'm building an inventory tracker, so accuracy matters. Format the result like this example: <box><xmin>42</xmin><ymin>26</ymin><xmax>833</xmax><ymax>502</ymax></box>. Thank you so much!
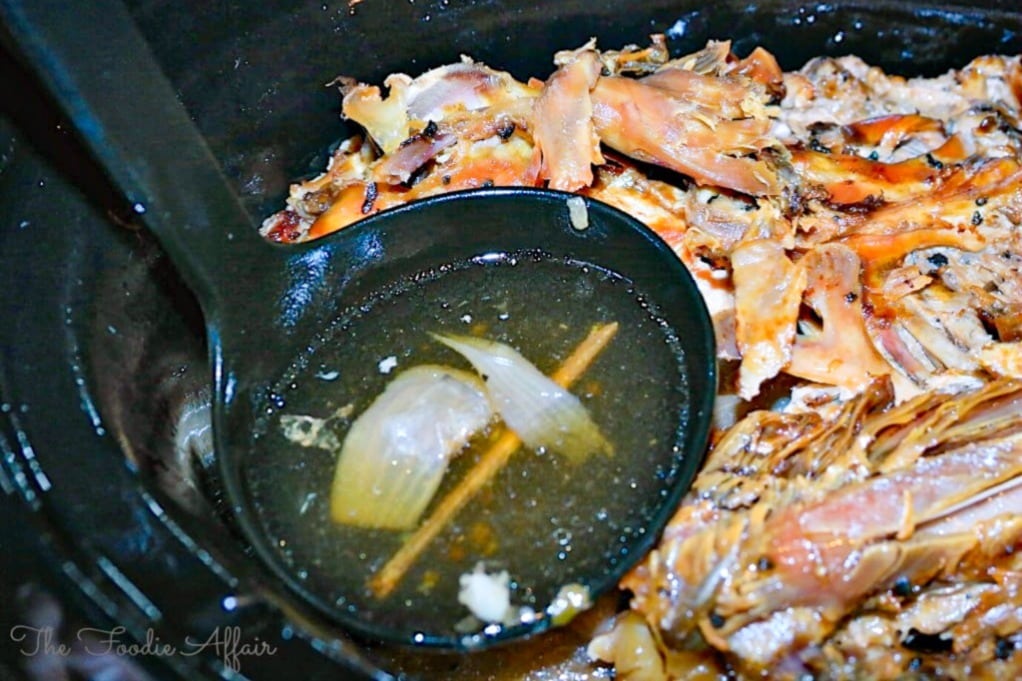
<box><xmin>245</xmin><ymin>252</ymin><xmax>690</xmax><ymax>640</ymax></box>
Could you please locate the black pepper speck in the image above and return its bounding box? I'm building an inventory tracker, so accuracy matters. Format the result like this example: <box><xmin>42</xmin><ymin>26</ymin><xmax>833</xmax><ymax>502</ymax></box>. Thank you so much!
<box><xmin>902</xmin><ymin>628</ymin><xmax>952</xmax><ymax>653</ymax></box>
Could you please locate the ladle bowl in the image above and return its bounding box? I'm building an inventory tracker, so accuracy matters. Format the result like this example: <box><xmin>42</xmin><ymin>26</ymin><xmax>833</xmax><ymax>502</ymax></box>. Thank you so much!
<box><xmin>1</xmin><ymin>0</ymin><xmax>716</xmax><ymax>650</ymax></box>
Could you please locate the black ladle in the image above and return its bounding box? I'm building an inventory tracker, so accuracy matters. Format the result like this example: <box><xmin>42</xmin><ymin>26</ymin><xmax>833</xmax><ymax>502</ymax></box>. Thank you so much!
<box><xmin>0</xmin><ymin>0</ymin><xmax>716</xmax><ymax>650</ymax></box>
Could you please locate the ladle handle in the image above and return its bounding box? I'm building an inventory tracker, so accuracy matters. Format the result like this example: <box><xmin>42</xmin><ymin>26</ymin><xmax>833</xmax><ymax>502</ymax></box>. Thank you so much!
<box><xmin>0</xmin><ymin>0</ymin><xmax>271</xmax><ymax>313</ymax></box>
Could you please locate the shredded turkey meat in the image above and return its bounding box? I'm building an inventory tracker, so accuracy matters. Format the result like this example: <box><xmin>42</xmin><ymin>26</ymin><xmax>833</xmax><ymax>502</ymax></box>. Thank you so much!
<box><xmin>263</xmin><ymin>37</ymin><xmax>1022</xmax><ymax>680</ymax></box>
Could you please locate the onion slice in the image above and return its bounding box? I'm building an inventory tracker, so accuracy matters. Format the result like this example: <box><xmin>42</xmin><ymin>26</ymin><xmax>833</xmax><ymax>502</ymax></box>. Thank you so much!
<box><xmin>432</xmin><ymin>333</ymin><xmax>612</xmax><ymax>463</ymax></box>
<box><xmin>330</xmin><ymin>365</ymin><xmax>493</xmax><ymax>530</ymax></box>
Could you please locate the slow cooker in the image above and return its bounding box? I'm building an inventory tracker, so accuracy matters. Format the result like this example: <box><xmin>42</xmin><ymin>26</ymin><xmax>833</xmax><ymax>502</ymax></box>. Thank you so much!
<box><xmin>2</xmin><ymin>2</ymin><xmax>1021</xmax><ymax>679</ymax></box>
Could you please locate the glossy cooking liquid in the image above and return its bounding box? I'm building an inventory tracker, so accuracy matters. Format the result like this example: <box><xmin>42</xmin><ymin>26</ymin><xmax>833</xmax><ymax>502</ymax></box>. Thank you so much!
<box><xmin>245</xmin><ymin>252</ymin><xmax>690</xmax><ymax>640</ymax></box>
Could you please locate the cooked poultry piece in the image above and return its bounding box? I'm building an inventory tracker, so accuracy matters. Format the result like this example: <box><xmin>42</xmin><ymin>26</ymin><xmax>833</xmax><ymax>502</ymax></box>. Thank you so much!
<box><xmin>262</xmin><ymin>37</ymin><xmax>1022</xmax><ymax>679</ymax></box>
<box><xmin>606</xmin><ymin>378</ymin><xmax>1022</xmax><ymax>679</ymax></box>
<box><xmin>263</xmin><ymin>38</ymin><xmax>1022</xmax><ymax>403</ymax></box>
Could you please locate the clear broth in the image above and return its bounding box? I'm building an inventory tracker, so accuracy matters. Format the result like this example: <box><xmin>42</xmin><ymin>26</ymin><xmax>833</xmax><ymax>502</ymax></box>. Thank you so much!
<box><xmin>245</xmin><ymin>252</ymin><xmax>689</xmax><ymax>641</ymax></box>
